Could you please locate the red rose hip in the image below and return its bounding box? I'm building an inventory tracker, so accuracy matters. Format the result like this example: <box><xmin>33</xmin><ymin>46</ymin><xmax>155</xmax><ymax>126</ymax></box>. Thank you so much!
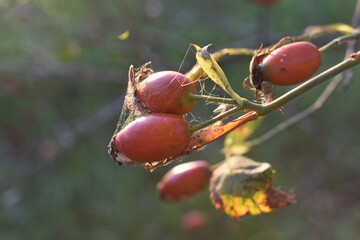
<box><xmin>259</xmin><ymin>41</ymin><xmax>322</xmax><ymax>86</ymax></box>
<box><xmin>157</xmin><ymin>160</ymin><xmax>212</xmax><ymax>202</ymax></box>
<box><xmin>115</xmin><ymin>113</ymin><xmax>190</xmax><ymax>163</ymax></box>
<box><xmin>136</xmin><ymin>71</ymin><xmax>197</xmax><ymax>115</ymax></box>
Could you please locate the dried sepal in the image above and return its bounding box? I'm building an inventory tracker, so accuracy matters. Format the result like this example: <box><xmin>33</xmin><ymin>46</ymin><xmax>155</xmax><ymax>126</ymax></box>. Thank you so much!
<box><xmin>248</xmin><ymin>37</ymin><xmax>292</xmax><ymax>101</ymax></box>
<box><xmin>107</xmin><ymin>135</ymin><xmax>176</xmax><ymax>172</ymax></box>
<box><xmin>124</xmin><ymin>63</ymin><xmax>154</xmax><ymax>115</ymax></box>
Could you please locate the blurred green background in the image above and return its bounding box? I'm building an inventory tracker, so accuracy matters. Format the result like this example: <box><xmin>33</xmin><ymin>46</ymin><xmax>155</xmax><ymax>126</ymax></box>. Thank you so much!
<box><xmin>1</xmin><ymin>0</ymin><xmax>360</xmax><ymax>239</ymax></box>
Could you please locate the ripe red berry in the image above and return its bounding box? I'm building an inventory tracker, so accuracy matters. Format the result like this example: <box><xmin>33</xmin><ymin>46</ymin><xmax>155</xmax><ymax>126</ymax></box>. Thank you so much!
<box><xmin>136</xmin><ymin>71</ymin><xmax>197</xmax><ymax>115</ymax></box>
<box><xmin>115</xmin><ymin>113</ymin><xmax>190</xmax><ymax>163</ymax></box>
<box><xmin>157</xmin><ymin>160</ymin><xmax>212</xmax><ymax>202</ymax></box>
<box><xmin>258</xmin><ymin>41</ymin><xmax>322</xmax><ymax>86</ymax></box>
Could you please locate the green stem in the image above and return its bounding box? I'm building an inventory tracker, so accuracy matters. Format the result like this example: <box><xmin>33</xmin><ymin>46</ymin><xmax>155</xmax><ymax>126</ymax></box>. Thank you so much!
<box><xmin>245</xmin><ymin>74</ymin><xmax>344</xmax><ymax>149</ymax></box>
<box><xmin>259</xmin><ymin>52</ymin><xmax>360</xmax><ymax>115</ymax></box>
<box><xmin>212</xmin><ymin>48</ymin><xmax>255</xmax><ymax>60</ymax></box>
<box><xmin>190</xmin><ymin>52</ymin><xmax>360</xmax><ymax>132</ymax></box>
<box><xmin>319</xmin><ymin>29</ymin><xmax>360</xmax><ymax>53</ymax></box>
<box><xmin>244</xmin><ymin>8</ymin><xmax>360</xmax><ymax>149</ymax></box>
<box><xmin>186</xmin><ymin>24</ymin><xmax>356</xmax><ymax>81</ymax></box>
<box><xmin>189</xmin><ymin>106</ymin><xmax>243</xmax><ymax>132</ymax></box>
<box><xmin>187</xmin><ymin>27</ymin><xmax>360</xmax><ymax>133</ymax></box>
<box><xmin>188</xmin><ymin>93</ymin><xmax>237</xmax><ymax>105</ymax></box>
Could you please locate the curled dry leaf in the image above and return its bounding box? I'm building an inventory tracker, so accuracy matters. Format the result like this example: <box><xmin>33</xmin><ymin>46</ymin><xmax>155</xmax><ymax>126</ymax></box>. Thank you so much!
<box><xmin>189</xmin><ymin>111</ymin><xmax>258</xmax><ymax>150</ymax></box>
<box><xmin>210</xmin><ymin>155</ymin><xmax>296</xmax><ymax>219</ymax></box>
<box><xmin>192</xmin><ymin>44</ymin><xmax>244</xmax><ymax>105</ymax></box>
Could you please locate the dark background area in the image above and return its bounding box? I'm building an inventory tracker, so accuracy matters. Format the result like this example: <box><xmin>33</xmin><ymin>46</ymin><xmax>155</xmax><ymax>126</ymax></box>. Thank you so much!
<box><xmin>1</xmin><ymin>0</ymin><xmax>360</xmax><ymax>239</ymax></box>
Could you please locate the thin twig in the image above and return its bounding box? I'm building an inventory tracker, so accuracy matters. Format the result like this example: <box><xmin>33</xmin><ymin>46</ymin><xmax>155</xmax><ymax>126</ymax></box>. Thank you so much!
<box><xmin>259</xmin><ymin>54</ymin><xmax>360</xmax><ymax>115</ymax></box>
<box><xmin>189</xmin><ymin>52</ymin><xmax>360</xmax><ymax>132</ymax></box>
<box><xmin>188</xmin><ymin>93</ymin><xmax>237</xmax><ymax>105</ymax></box>
<box><xmin>319</xmin><ymin>29</ymin><xmax>360</xmax><ymax>53</ymax></box>
<box><xmin>244</xmin><ymin>0</ymin><xmax>360</xmax><ymax>149</ymax></box>
<box><xmin>341</xmin><ymin>0</ymin><xmax>360</xmax><ymax>89</ymax></box>
<box><xmin>245</xmin><ymin>75</ymin><xmax>343</xmax><ymax>148</ymax></box>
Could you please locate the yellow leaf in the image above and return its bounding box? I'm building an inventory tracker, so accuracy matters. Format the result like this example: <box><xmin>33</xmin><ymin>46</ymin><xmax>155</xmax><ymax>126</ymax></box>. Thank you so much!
<box><xmin>192</xmin><ymin>44</ymin><xmax>245</xmax><ymax>105</ymax></box>
<box><xmin>118</xmin><ymin>31</ymin><xmax>130</xmax><ymax>40</ymax></box>
<box><xmin>210</xmin><ymin>156</ymin><xmax>295</xmax><ymax>219</ymax></box>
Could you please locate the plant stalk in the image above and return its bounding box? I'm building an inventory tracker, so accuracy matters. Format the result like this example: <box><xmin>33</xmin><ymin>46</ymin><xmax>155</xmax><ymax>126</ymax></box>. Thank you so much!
<box><xmin>319</xmin><ymin>29</ymin><xmax>360</xmax><ymax>53</ymax></box>
<box><xmin>189</xmin><ymin>107</ymin><xmax>244</xmax><ymax>133</ymax></box>
<box><xmin>188</xmin><ymin>93</ymin><xmax>237</xmax><ymax>105</ymax></box>
<box><xmin>190</xmin><ymin>52</ymin><xmax>360</xmax><ymax>132</ymax></box>
<box><xmin>259</xmin><ymin>52</ymin><xmax>360</xmax><ymax>115</ymax></box>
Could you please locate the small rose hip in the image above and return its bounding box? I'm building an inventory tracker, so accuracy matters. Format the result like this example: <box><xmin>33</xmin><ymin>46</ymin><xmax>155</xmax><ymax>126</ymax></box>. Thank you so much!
<box><xmin>136</xmin><ymin>71</ymin><xmax>197</xmax><ymax>115</ymax></box>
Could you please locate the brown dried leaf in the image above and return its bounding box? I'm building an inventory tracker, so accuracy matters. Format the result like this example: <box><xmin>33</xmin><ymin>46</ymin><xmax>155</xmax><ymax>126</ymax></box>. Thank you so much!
<box><xmin>189</xmin><ymin>112</ymin><xmax>258</xmax><ymax>150</ymax></box>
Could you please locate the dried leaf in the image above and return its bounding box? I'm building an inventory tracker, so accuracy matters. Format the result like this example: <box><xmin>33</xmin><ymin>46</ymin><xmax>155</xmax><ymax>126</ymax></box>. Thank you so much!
<box><xmin>192</xmin><ymin>44</ymin><xmax>231</xmax><ymax>94</ymax></box>
<box><xmin>189</xmin><ymin>112</ymin><xmax>258</xmax><ymax>150</ymax></box>
<box><xmin>192</xmin><ymin>44</ymin><xmax>245</xmax><ymax>105</ymax></box>
<box><xmin>210</xmin><ymin>156</ymin><xmax>296</xmax><ymax>219</ymax></box>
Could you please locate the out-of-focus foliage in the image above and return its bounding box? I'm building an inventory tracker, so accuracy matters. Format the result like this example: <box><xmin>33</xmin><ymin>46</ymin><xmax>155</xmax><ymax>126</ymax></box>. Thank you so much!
<box><xmin>1</xmin><ymin>0</ymin><xmax>360</xmax><ymax>240</ymax></box>
<box><xmin>224</xmin><ymin>117</ymin><xmax>263</xmax><ymax>155</ymax></box>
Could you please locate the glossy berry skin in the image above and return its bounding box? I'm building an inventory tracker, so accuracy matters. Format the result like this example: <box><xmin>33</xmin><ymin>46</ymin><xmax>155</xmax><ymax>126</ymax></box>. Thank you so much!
<box><xmin>136</xmin><ymin>71</ymin><xmax>197</xmax><ymax>115</ymax></box>
<box><xmin>259</xmin><ymin>41</ymin><xmax>322</xmax><ymax>86</ymax></box>
<box><xmin>157</xmin><ymin>160</ymin><xmax>212</xmax><ymax>202</ymax></box>
<box><xmin>115</xmin><ymin>113</ymin><xmax>190</xmax><ymax>163</ymax></box>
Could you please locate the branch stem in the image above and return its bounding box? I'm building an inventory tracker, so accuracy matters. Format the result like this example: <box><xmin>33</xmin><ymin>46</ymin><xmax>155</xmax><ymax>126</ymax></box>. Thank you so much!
<box><xmin>188</xmin><ymin>93</ymin><xmax>237</xmax><ymax>105</ymax></box>
<box><xmin>242</xmin><ymin>3</ymin><xmax>360</xmax><ymax>150</ymax></box>
<box><xmin>319</xmin><ymin>29</ymin><xmax>360</xmax><ymax>53</ymax></box>
<box><xmin>258</xmin><ymin>53</ymin><xmax>360</xmax><ymax>115</ymax></box>
<box><xmin>245</xmin><ymin>75</ymin><xmax>343</xmax><ymax>148</ymax></box>
<box><xmin>189</xmin><ymin>107</ymin><xmax>244</xmax><ymax>133</ymax></box>
<box><xmin>189</xmin><ymin>52</ymin><xmax>360</xmax><ymax>132</ymax></box>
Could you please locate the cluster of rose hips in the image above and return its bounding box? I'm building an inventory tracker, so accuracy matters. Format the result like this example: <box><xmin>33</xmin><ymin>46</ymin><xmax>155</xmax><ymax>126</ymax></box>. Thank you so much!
<box><xmin>109</xmin><ymin>40</ymin><xmax>322</xmax><ymax>203</ymax></box>
<box><xmin>113</xmin><ymin>70</ymin><xmax>197</xmax><ymax>164</ymax></box>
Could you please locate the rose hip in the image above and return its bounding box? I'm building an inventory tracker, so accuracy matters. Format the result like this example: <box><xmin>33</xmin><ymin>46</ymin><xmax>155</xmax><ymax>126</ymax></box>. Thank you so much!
<box><xmin>258</xmin><ymin>41</ymin><xmax>322</xmax><ymax>86</ymax></box>
<box><xmin>136</xmin><ymin>71</ymin><xmax>197</xmax><ymax>115</ymax></box>
<box><xmin>157</xmin><ymin>160</ymin><xmax>212</xmax><ymax>202</ymax></box>
<box><xmin>115</xmin><ymin>113</ymin><xmax>190</xmax><ymax>163</ymax></box>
